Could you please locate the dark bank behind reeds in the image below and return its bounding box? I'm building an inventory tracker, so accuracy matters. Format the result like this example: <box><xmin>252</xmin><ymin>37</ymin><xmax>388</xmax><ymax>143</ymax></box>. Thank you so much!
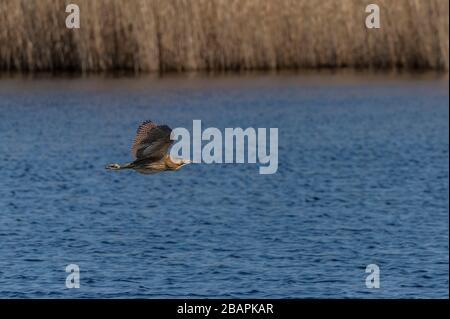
<box><xmin>0</xmin><ymin>0</ymin><xmax>448</xmax><ymax>73</ymax></box>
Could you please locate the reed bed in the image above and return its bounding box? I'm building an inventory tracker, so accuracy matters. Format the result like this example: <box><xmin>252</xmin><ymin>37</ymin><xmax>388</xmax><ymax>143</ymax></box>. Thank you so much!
<box><xmin>0</xmin><ymin>0</ymin><xmax>448</xmax><ymax>73</ymax></box>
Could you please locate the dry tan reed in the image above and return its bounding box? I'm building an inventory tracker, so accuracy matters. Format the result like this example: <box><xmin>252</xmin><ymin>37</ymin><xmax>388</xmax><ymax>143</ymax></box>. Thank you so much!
<box><xmin>0</xmin><ymin>0</ymin><xmax>448</xmax><ymax>73</ymax></box>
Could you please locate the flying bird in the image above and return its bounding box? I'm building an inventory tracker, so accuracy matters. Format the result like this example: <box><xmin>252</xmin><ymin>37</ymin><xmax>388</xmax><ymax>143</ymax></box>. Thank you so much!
<box><xmin>106</xmin><ymin>120</ymin><xmax>191</xmax><ymax>174</ymax></box>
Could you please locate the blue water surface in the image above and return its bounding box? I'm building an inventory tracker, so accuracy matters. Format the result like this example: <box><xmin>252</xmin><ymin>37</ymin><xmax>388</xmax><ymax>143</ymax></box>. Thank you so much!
<box><xmin>0</xmin><ymin>72</ymin><xmax>448</xmax><ymax>298</ymax></box>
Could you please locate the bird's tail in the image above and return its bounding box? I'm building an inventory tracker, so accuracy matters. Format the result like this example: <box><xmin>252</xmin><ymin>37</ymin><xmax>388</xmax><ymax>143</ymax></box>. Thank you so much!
<box><xmin>105</xmin><ymin>162</ymin><xmax>133</xmax><ymax>170</ymax></box>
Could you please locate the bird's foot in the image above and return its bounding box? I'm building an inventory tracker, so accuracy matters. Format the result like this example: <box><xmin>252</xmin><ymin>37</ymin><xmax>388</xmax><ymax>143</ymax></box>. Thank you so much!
<box><xmin>106</xmin><ymin>163</ymin><xmax>121</xmax><ymax>170</ymax></box>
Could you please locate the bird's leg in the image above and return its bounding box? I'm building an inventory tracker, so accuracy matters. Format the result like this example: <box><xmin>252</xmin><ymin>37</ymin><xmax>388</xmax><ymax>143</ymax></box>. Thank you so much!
<box><xmin>106</xmin><ymin>163</ymin><xmax>122</xmax><ymax>170</ymax></box>
<box><xmin>105</xmin><ymin>162</ymin><xmax>135</xmax><ymax>170</ymax></box>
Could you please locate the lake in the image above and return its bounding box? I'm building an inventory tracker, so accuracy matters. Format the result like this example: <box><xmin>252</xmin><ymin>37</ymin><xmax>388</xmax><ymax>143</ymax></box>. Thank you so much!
<box><xmin>0</xmin><ymin>71</ymin><xmax>448</xmax><ymax>298</ymax></box>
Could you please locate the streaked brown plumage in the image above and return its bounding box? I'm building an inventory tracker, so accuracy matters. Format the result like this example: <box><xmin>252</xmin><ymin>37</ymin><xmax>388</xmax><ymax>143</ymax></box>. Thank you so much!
<box><xmin>106</xmin><ymin>120</ymin><xmax>190</xmax><ymax>174</ymax></box>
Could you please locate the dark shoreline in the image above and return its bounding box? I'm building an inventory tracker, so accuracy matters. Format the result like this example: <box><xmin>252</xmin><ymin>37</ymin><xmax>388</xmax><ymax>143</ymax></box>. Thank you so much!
<box><xmin>0</xmin><ymin>68</ymin><xmax>449</xmax><ymax>80</ymax></box>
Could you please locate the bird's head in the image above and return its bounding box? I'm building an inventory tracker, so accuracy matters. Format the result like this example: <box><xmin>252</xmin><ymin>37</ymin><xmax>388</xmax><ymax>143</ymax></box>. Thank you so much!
<box><xmin>173</xmin><ymin>157</ymin><xmax>192</xmax><ymax>169</ymax></box>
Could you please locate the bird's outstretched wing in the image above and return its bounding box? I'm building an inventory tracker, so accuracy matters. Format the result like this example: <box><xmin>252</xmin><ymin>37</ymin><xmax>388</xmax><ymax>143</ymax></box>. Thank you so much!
<box><xmin>131</xmin><ymin>120</ymin><xmax>173</xmax><ymax>160</ymax></box>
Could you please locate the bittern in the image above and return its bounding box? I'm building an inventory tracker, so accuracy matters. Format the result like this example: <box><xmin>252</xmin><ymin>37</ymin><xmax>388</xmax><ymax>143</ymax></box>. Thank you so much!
<box><xmin>106</xmin><ymin>120</ymin><xmax>191</xmax><ymax>174</ymax></box>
